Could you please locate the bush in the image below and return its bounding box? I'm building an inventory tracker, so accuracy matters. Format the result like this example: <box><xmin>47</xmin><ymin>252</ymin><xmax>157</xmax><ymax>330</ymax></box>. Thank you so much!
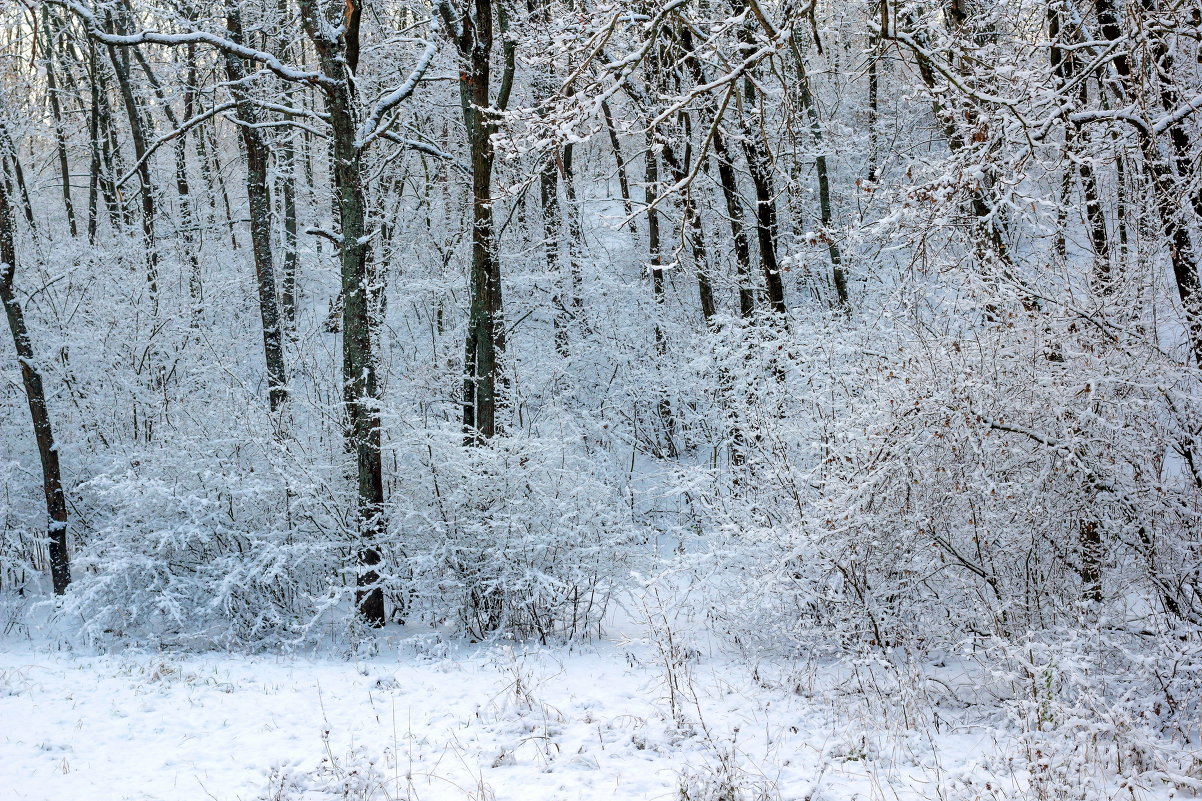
<box><xmin>63</xmin><ymin>446</ymin><xmax>347</xmax><ymax>649</ymax></box>
<box><xmin>388</xmin><ymin>430</ymin><xmax>636</xmax><ymax>641</ymax></box>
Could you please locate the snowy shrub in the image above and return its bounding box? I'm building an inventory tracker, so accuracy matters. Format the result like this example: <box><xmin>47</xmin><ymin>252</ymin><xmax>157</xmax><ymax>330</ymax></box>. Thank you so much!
<box><xmin>993</xmin><ymin>629</ymin><xmax>1202</xmax><ymax>798</ymax></box>
<box><xmin>63</xmin><ymin>447</ymin><xmax>347</xmax><ymax>649</ymax></box>
<box><xmin>677</xmin><ymin>741</ymin><xmax>781</xmax><ymax>801</ymax></box>
<box><xmin>0</xmin><ymin>459</ymin><xmax>41</xmax><ymax>595</ymax></box>
<box><xmin>904</xmin><ymin>629</ymin><xmax>1202</xmax><ymax>800</ymax></box>
<box><xmin>695</xmin><ymin>297</ymin><xmax>1202</xmax><ymax>658</ymax></box>
<box><xmin>262</xmin><ymin>746</ymin><xmax>394</xmax><ymax>801</ymax></box>
<box><xmin>387</xmin><ymin>430</ymin><xmax>636</xmax><ymax>640</ymax></box>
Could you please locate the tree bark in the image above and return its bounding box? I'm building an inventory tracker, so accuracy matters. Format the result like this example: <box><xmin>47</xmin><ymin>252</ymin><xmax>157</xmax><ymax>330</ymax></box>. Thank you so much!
<box><xmin>442</xmin><ymin>0</ymin><xmax>513</xmax><ymax>443</ymax></box>
<box><xmin>41</xmin><ymin>9</ymin><xmax>78</xmax><ymax>238</ymax></box>
<box><xmin>300</xmin><ymin>0</ymin><xmax>386</xmax><ymax>626</ymax></box>
<box><xmin>183</xmin><ymin>45</ymin><xmax>205</xmax><ymax>322</ymax></box>
<box><xmin>133</xmin><ymin>45</ymin><xmax>204</xmax><ymax>326</ymax></box>
<box><xmin>742</xmin><ymin>118</ymin><xmax>788</xmax><ymax>319</ymax></box>
<box><xmin>0</xmin><ymin>161</ymin><xmax>71</xmax><ymax>595</ymax></box>
<box><xmin>740</xmin><ymin>1</ymin><xmax>847</xmax><ymax>306</ymax></box>
<box><xmin>225</xmin><ymin>6</ymin><xmax>289</xmax><ymax>415</ymax></box>
<box><xmin>644</xmin><ymin>140</ymin><xmax>679</xmax><ymax>458</ymax></box>
<box><xmin>1091</xmin><ymin>0</ymin><xmax>1202</xmax><ymax>362</ymax></box>
<box><xmin>276</xmin><ymin>0</ymin><xmax>301</xmax><ymax>334</ymax></box>
<box><xmin>104</xmin><ymin>8</ymin><xmax>159</xmax><ymax>304</ymax></box>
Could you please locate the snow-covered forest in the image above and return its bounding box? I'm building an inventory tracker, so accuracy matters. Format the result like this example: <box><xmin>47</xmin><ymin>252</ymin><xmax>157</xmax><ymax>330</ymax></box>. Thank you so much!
<box><xmin>1</xmin><ymin>0</ymin><xmax>1201</xmax><ymax>798</ymax></box>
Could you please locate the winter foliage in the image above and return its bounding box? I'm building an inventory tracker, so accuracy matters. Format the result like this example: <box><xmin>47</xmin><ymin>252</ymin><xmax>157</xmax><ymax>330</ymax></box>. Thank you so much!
<box><xmin>1</xmin><ymin>0</ymin><xmax>1201</xmax><ymax>795</ymax></box>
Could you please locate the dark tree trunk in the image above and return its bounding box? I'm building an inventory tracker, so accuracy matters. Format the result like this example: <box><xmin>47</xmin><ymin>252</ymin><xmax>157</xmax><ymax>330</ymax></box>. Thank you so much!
<box><xmin>133</xmin><ymin>46</ymin><xmax>204</xmax><ymax>326</ymax></box>
<box><xmin>644</xmin><ymin>141</ymin><xmax>678</xmax><ymax>458</ymax></box>
<box><xmin>85</xmin><ymin>39</ymin><xmax>103</xmax><ymax>242</ymax></box>
<box><xmin>278</xmin><ymin>135</ymin><xmax>301</xmax><ymax>334</ymax></box>
<box><xmin>183</xmin><ymin>47</ymin><xmax>205</xmax><ymax>322</ymax></box>
<box><xmin>444</xmin><ymin>0</ymin><xmax>514</xmax><ymax>443</ymax></box>
<box><xmin>742</xmin><ymin>126</ymin><xmax>787</xmax><ymax>320</ymax></box>
<box><xmin>41</xmin><ymin>9</ymin><xmax>78</xmax><ymax>238</ymax></box>
<box><xmin>300</xmin><ymin>0</ymin><xmax>386</xmax><ymax>627</ymax></box>
<box><xmin>0</xmin><ymin>163</ymin><xmax>71</xmax><ymax>595</ymax></box>
<box><xmin>95</xmin><ymin>50</ymin><xmax>132</xmax><ymax>232</ymax></box>
<box><xmin>534</xmin><ymin>58</ymin><xmax>570</xmax><ymax>355</ymax></box>
<box><xmin>276</xmin><ymin>0</ymin><xmax>301</xmax><ymax>334</ymax></box>
<box><xmin>676</xmin><ymin>23</ymin><xmax>754</xmax><ymax>317</ymax></box>
<box><xmin>540</xmin><ymin>150</ymin><xmax>570</xmax><ymax>355</ymax></box>
<box><xmin>713</xmin><ymin>129</ymin><xmax>756</xmax><ymax>319</ymax></box>
<box><xmin>460</xmin><ymin>73</ymin><xmax>502</xmax><ymax>441</ymax></box>
<box><xmin>601</xmin><ymin>100</ymin><xmax>635</xmax><ymax>219</ymax></box>
<box><xmin>0</xmin><ymin>125</ymin><xmax>36</xmax><ymax>231</ymax></box>
<box><xmin>224</xmin><ymin>7</ymin><xmax>289</xmax><ymax>414</ymax></box>
<box><xmin>1048</xmin><ymin>6</ymin><xmax>1111</xmax><ymax>290</ymax></box>
<box><xmin>659</xmin><ymin>142</ymin><xmax>716</xmax><ymax>326</ymax></box>
<box><xmin>738</xmin><ymin>5</ymin><xmax>847</xmax><ymax>306</ymax></box>
<box><xmin>867</xmin><ymin>3</ymin><xmax>882</xmax><ymax>183</ymax></box>
<box><xmin>104</xmin><ymin>9</ymin><xmax>159</xmax><ymax>304</ymax></box>
<box><xmin>1091</xmin><ymin>0</ymin><xmax>1202</xmax><ymax>362</ymax></box>
<box><xmin>559</xmin><ymin>143</ymin><xmax>586</xmax><ymax>324</ymax></box>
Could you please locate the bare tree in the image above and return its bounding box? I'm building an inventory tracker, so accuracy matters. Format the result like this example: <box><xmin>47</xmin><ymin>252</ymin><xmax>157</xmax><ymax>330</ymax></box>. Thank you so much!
<box><xmin>0</xmin><ymin>148</ymin><xmax>71</xmax><ymax>595</ymax></box>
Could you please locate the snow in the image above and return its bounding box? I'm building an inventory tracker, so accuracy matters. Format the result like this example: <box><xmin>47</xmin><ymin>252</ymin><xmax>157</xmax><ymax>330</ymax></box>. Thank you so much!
<box><xmin>1</xmin><ymin>635</ymin><xmax>755</xmax><ymax>801</ymax></box>
<box><xmin>0</xmin><ymin>628</ymin><xmax>1175</xmax><ymax>801</ymax></box>
<box><xmin>4</xmin><ymin>0</ymin><xmax>1202</xmax><ymax>797</ymax></box>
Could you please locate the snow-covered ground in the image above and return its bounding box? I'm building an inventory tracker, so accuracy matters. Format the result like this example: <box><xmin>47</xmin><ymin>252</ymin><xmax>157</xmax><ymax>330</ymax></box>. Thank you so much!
<box><xmin>0</xmin><ymin>626</ymin><xmax>1182</xmax><ymax>801</ymax></box>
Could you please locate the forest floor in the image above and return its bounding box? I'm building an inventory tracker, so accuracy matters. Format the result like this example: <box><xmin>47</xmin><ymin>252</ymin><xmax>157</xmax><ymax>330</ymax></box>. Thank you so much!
<box><xmin>0</xmin><ymin>621</ymin><xmax>1177</xmax><ymax>801</ymax></box>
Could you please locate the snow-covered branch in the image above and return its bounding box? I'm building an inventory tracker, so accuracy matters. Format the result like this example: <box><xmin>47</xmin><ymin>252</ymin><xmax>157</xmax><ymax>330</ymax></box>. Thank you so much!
<box><xmin>357</xmin><ymin>16</ymin><xmax>440</xmax><ymax>149</ymax></box>
<box><xmin>43</xmin><ymin>0</ymin><xmax>335</xmax><ymax>87</ymax></box>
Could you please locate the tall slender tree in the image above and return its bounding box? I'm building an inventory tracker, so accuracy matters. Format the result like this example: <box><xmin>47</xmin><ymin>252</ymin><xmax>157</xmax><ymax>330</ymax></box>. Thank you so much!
<box><xmin>1</xmin><ymin>151</ymin><xmax>71</xmax><ymax>595</ymax></box>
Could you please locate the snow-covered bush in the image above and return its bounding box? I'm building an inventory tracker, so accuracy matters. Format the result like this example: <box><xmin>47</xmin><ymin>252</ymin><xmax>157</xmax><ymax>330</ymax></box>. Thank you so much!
<box><xmin>63</xmin><ymin>447</ymin><xmax>347</xmax><ymax>649</ymax></box>
<box><xmin>388</xmin><ymin>429</ymin><xmax>636</xmax><ymax>641</ymax></box>
<box><xmin>994</xmin><ymin>629</ymin><xmax>1202</xmax><ymax>800</ymax></box>
<box><xmin>696</xmin><ymin>294</ymin><xmax>1202</xmax><ymax>656</ymax></box>
<box><xmin>0</xmin><ymin>459</ymin><xmax>41</xmax><ymax>595</ymax></box>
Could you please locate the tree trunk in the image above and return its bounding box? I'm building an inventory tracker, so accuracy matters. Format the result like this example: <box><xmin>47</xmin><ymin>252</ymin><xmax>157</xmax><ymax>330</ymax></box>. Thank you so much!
<box><xmin>224</xmin><ymin>8</ymin><xmax>289</xmax><ymax>414</ymax></box>
<box><xmin>676</xmin><ymin>23</ymin><xmax>754</xmax><ymax>317</ymax></box>
<box><xmin>739</xmin><ymin>3</ymin><xmax>847</xmax><ymax>306</ymax></box>
<box><xmin>183</xmin><ymin>46</ymin><xmax>205</xmax><ymax>322</ymax></box>
<box><xmin>300</xmin><ymin>0</ymin><xmax>386</xmax><ymax>626</ymax></box>
<box><xmin>0</xmin><ymin>125</ymin><xmax>36</xmax><ymax>231</ymax></box>
<box><xmin>1091</xmin><ymin>0</ymin><xmax>1202</xmax><ymax>362</ymax></box>
<box><xmin>1047</xmin><ymin>6</ymin><xmax>1111</xmax><ymax>289</ymax></box>
<box><xmin>713</xmin><ymin>128</ymin><xmax>756</xmax><ymax>319</ymax></box>
<box><xmin>0</xmin><ymin>162</ymin><xmax>71</xmax><ymax>595</ymax></box>
<box><xmin>867</xmin><ymin>3</ymin><xmax>881</xmax><ymax>183</ymax></box>
<box><xmin>742</xmin><ymin>119</ymin><xmax>788</xmax><ymax>320</ymax></box>
<box><xmin>104</xmin><ymin>9</ymin><xmax>159</xmax><ymax>304</ymax></box>
<box><xmin>85</xmin><ymin>39</ymin><xmax>103</xmax><ymax>242</ymax></box>
<box><xmin>644</xmin><ymin>141</ymin><xmax>679</xmax><ymax>458</ymax></box>
<box><xmin>447</xmin><ymin>0</ymin><xmax>512</xmax><ymax>443</ymax></box>
<box><xmin>276</xmin><ymin>0</ymin><xmax>301</xmax><ymax>335</ymax></box>
<box><xmin>133</xmin><ymin>45</ymin><xmax>204</xmax><ymax>326</ymax></box>
<box><xmin>659</xmin><ymin>141</ymin><xmax>717</xmax><ymax>326</ymax></box>
<box><xmin>534</xmin><ymin>60</ymin><xmax>571</xmax><ymax>356</ymax></box>
<box><xmin>540</xmin><ymin>150</ymin><xmax>570</xmax><ymax>355</ymax></box>
<box><xmin>601</xmin><ymin>100</ymin><xmax>634</xmax><ymax>219</ymax></box>
<box><xmin>41</xmin><ymin>9</ymin><xmax>78</xmax><ymax>238</ymax></box>
<box><xmin>559</xmin><ymin>143</ymin><xmax>586</xmax><ymax>325</ymax></box>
